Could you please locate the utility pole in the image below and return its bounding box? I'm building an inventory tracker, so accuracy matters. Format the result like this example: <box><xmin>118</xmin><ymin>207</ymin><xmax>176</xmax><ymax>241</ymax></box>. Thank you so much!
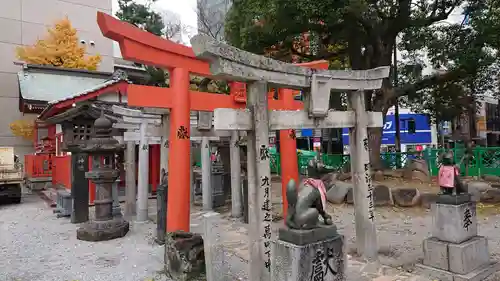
<box><xmin>393</xmin><ymin>41</ymin><xmax>401</xmax><ymax>153</ymax></box>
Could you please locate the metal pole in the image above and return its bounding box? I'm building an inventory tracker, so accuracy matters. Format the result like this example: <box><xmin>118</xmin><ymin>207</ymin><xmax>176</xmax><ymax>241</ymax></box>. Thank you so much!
<box><xmin>393</xmin><ymin>41</ymin><xmax>402</xmax><ymax>170</ymax></box>
<box><xmin>394</xmin><ymin>42</ymin><xmax>401</xmax><ymax>153</ymax></box>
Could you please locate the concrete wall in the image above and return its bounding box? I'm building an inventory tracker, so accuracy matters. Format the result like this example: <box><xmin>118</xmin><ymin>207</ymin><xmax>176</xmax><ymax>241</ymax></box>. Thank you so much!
<box><xmin>0</xmin><ymin>0</ymin><xmax>113</xmax><ymax>157</ymax></box>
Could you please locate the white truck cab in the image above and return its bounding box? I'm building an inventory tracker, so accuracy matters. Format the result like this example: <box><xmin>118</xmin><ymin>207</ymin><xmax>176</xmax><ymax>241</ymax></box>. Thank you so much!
<box><xmin>0</xmin><ymin>147</ymin><xmax>23</xmax><ymax>204</ymax></box>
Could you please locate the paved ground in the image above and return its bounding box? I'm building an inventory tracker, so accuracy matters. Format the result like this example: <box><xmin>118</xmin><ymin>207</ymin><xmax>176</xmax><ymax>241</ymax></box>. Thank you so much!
<box><xmin>3</xmin><ymin>184</ymin><xmax>500</xmax><ymax>281</ymax></box>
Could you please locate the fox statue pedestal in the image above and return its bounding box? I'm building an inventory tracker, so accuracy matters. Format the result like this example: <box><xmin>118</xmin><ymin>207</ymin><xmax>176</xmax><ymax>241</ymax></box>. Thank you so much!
<box><xmin>273</xmin><ymin>160</ymin><xmax>346</xmax><ymax>281</ymax></box>
<box><xmin>416</xmin><ymin>196</ymin><xmax>499</xmax><ymax>281</ymax></box>
<box><xmin>273</xmin><ymin>226</ymin><xmax>346</xmax><ymax>281</ymax></box>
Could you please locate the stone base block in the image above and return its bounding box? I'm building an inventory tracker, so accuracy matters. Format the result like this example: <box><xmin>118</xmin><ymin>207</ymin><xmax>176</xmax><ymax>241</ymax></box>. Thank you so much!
<box><xmin>416</xmin><ymin>262</ymin><xmax>500</xmax><ymax>281</ymax></box>
<box><xmin>273</xmin><ymin>235</ymin><xmax>346</xmax><ymax>281</ymax></box>
<box><xmin>423</xmin><ymin>236</ymin><xmax>490</xmax><ymax>274</ymax></box>
<box><xmin>278</xmin><ymin>224</ymin><xmax>339</xmax><ymax>246</ymax></box>
<box><xmin>449</xmin><ymin>236</ymin><xmax>490</xmax><ymax>274</ymax></box>
<box><xmin>432</xmin><ymin>202</ymin><xmax>477</xmax><ymax>243</ymax></box>
<box><xmin>423</xmin><ymin>237</ymin><xmax>449</xmax><ymax>270</ymax></box>
<box><xmin>76</xmin><ymin>217</ymin><xmax>130</xmax><ymax>242</ymax></box>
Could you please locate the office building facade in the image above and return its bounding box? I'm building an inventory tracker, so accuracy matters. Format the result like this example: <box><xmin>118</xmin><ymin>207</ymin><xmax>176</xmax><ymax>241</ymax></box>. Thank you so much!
<box><xmin>0</xmin><ymin>0</ymin><xmax>114</xmax><ymax>156</ymax></box>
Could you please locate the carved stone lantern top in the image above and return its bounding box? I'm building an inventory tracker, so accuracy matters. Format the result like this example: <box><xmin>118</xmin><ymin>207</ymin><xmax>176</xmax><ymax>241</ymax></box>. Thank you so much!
<box><xmin>79</xmin><ymin>111</ymin><xmax>124</xmax><ymax>154</ymax></box>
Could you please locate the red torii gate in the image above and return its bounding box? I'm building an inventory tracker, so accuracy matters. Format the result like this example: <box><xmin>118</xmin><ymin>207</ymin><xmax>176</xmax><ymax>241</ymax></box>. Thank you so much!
<box><xmin>97</xmin><ymin>12</ymin><xmax>327</xmax><ymax>231</ymax></box>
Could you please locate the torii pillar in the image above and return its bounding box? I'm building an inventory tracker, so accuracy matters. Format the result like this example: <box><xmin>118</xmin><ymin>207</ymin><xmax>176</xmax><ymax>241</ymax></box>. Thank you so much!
<box><xmin>167</xmin><ymin>68</ymin><xmax>191</xmax><ymax>231</ymax></box>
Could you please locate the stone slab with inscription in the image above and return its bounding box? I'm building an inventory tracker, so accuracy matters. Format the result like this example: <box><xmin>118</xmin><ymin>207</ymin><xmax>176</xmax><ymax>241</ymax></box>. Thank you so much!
<box><xmin>432</xmin><ymin>201</ymin><xmax>477</xmax><ymax>244</ymax></box>
<box><xmin>273</xmin><ymin>234</ymin><xmax>346</xmax><ymax>281</ymax></box>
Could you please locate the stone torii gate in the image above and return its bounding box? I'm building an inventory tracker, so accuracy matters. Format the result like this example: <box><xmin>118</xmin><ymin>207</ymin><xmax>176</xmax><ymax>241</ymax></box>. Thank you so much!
<box><xmin>96</xmin><ymin>11</ymin><xmax>326</xmax><ymax>230</ymax></box>
<box><xmin>191</xmin><ymin>35</ymin><xmax>390</xmax><ymax>280</ymax></box>
<box><xmin>111</xmin><ymin>105</ymin><xmax>162</xmax><ymax>221</ymax></box>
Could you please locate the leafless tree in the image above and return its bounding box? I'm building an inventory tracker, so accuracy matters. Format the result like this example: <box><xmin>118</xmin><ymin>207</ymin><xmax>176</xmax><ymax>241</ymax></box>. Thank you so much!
<box><xmin>196</xmin><ymin>0</ymin><xmax>230</xmax><ymax>41</ymax></box>
<box><xmin>160</xmin><ymin>10</ymin><xmax>188</xmax><ymax>43</ymax></box>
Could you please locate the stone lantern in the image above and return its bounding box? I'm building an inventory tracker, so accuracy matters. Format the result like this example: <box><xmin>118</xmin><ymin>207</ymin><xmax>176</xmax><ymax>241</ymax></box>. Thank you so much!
<box><xmin>76</xmin><ymin>112</ymin><xmax>129</xmax><ymax>241</ymax></box>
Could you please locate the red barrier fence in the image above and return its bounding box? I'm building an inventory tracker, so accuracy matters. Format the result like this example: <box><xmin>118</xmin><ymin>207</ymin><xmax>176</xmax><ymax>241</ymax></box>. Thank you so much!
<box><xmin>24</xmin><ymin>154</ymin><xmax>53</xmax><ymax>178</ymax></box>
<box><xmin>52</xmin><ymin>155</ymin><xmax>71</xmax><ymax>190</ymax></box>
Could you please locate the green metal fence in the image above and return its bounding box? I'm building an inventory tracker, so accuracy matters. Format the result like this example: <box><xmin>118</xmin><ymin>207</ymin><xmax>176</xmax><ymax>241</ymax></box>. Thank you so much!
<box><xmin>271</xmin><ymin>151</ymin><xmax>420</xmax><ymax>175</ymax></box>
<box><xmin>425</xmin><ymin>147</ymin><xmax>500</xmax><ymax>177</ymax></box>
<box><xmin>272</xmin><ymin>147</ymin><xmax>500</xmax><ymax>177</ymax></box>
<box><xmin>199</xmin><ymin>146</ymin><xmax>500</xmax><ymax>178</ymax></box>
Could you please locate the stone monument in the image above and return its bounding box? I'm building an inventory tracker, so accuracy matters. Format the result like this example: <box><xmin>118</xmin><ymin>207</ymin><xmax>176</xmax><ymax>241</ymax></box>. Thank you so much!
<box><xmin>417</xmin><ymin>189</ymin><xmax>499</xmax><ymax>280</ymax></box>
<box><xmin>76</xmin><ymin>112</ymin><xmax>130</xmax><ymax>241</ymax></box>
<box><xmin>274</xmin><ymin>159</ymin><xmax>346</xmax><ymax>281</ymax></box>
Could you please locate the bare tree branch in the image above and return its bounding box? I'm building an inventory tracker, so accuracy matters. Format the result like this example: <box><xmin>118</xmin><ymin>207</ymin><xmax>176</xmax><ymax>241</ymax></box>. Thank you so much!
<box><xmin>196</xmin><ymin>0</ymin><xmax>227</xmax><ymax>40</ymax></box>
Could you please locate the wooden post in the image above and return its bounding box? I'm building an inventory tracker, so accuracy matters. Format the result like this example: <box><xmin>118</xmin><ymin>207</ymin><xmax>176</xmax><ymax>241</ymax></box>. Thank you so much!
<box><xmin>247</xmin><ymin>81</ymin><xmax>272</xmax><ymax>281</ymax></box>
<box><xmin>278</xmin><ymin>89</ymin><xmax>299</xmax><ymax>218</ymax></box>
<box><xmin>348</xmin><ymin>90</ymin><xmax>378</xmax><ymax>262</ymax></box>
<box><xmin>230</xmin><ymin>131</ymin><xmax>242</xmax><ymax>217</ymax></box>
<box><xmin>137</xmin><ymin>119</ymin><xmax>150</xmax><ymax>222</ymax></box>
<box><xmin>167</xmin><ymin>68</ymin><xmax>191</xmax><ymax>232</ymax></box>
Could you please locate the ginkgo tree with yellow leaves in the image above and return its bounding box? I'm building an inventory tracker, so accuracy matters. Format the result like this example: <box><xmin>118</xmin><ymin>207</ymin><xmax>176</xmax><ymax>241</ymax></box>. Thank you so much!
<box><xmin>9</xmin><ymin>120</ymin><xmax>34</xmax><ymax>141</ymax></box>
<box><xmin>16</xmin><ymin>17</ymin><xmax>101</xmax><ymax>71</ymax></box>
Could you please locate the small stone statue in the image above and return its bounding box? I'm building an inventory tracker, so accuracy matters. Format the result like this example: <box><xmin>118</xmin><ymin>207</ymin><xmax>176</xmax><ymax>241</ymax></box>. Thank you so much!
<box><xmin>160</xmin><ymin>168</ymin><xmax>168</xmax><ymax>186</ymax></box>
<box><xmin>285</xmin><ymin>158</ymin><xmax>335</xmax><ymax>229</ymax></box>
<box><xmin>438</xmin><ymin>150</ymin><xmax>467</xmax><ymax>195</ymax></box>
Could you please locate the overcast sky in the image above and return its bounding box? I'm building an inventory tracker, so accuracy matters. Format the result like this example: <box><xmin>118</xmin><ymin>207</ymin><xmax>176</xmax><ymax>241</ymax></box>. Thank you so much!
<box><xmin>111</xmin><ymin>0</ymin><xmax>197</xmax><ymax>28</ymax></box>
<box><xmin>111</xmin><ymin>0</ymin><xmax>198</xmax><ymax>56</ymax></box>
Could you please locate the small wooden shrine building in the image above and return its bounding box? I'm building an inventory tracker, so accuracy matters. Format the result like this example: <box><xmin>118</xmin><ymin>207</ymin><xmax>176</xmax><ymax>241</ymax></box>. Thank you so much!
<box><xmin>32</xmin><ymin>70</ymin><xmax>168</xmax><ymax>204</ymax></box>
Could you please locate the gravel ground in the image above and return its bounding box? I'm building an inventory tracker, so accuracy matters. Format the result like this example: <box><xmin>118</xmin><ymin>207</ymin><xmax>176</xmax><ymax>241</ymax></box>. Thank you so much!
<box><xmin>325</xmin><ymin>203</ymin><xmax>500</xmax><ymax>268</ymax></box>
<box><xmin>0</xmin><ymin>193</ymin><xmax>167</xmax><ymax>281</ymax></box>
<box><xmin>2</xmin><ymin>188</ymin><xmax>500</xmax><ymax>281</ymax></box>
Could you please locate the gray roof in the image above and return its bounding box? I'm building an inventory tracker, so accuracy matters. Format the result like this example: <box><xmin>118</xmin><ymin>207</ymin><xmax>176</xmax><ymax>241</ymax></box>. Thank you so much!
<box><xmin>18</xmin><ymin>70</ymin><xmax>109</xmax><ymax>102</ymax></box>
<box><xmin>48</xmin><ymin>78</ymin><xmax>127</xmax><ymax>105</ymax></box>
